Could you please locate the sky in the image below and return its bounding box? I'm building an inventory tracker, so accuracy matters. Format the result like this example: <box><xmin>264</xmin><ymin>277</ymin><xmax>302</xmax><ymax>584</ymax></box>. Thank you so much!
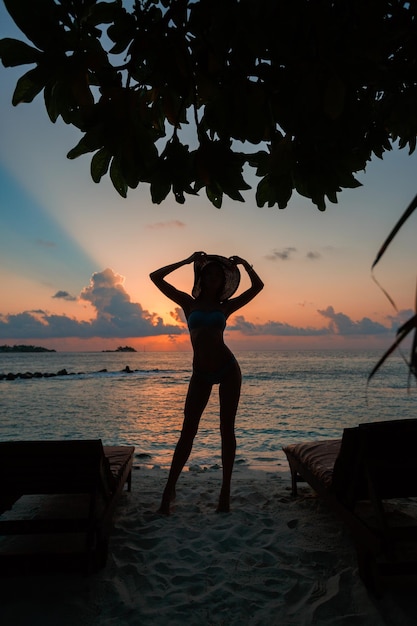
<box><xmin>1</xmin><ymin>3</ymin><xmax>417</xmax><ymax>353</ymax></box>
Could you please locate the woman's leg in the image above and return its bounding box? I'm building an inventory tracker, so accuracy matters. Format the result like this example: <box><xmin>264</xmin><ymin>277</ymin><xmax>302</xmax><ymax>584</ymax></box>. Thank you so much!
<box><xmin>217</xmin><ymin>361</ymin><xmax>242</xmax><ymax>512</ymax></box>
<box><xmin>158</xmin><ymin>374</ymin><xmax>212</xmax><ymax>514</ymax></box>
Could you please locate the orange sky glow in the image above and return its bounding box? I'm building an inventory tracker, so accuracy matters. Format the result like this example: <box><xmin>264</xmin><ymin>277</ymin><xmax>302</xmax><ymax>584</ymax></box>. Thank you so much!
<box><xmin>1</xmin><ymin>4</ymin><xmax>417</xmax><ymax>353</ymax></box>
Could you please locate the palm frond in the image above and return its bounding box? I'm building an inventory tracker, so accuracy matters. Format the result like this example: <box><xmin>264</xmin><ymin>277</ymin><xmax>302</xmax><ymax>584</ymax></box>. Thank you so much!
<box><xmin>408</xmin><ymin>324</ymin><xmax>417</xmax><ymax>384</ymax></box>
<box><xmin>369</xmin><ymin>196</ymin><xmax>417</xmax><ymax>386</ymax></box>
<box><xmin>371</xmin><ymin>194</ymin><xmax>417</xmax><ymax>270</ymax></box>
<box><xmin>409</xmin><ymin>281</ymin><xmax>417</xmax><ymax>379</ymax></box>
<box><xmin>367</xmin><ymin>313</ymin><xmax>417</xmax><ymax>384</ymax></box>
<box><xmin>371</xmin><ymin>272</ymin><xmax>399</xmax><ymax>311</ymax></box>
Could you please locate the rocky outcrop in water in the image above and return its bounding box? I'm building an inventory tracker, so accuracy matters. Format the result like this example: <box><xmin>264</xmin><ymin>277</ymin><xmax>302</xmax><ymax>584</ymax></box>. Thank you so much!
<box><xmin>0</xmin><ymin>365</ymin><xmax>145</xmax><ymax>381</ymax></box>
<box><xmin>1</xmin><ymin>368</ymin><xmax>72</xmax><ymax>381</ymax></box>
<box><xmin>102</xmin><ymin>346</ymin><xmax>136</xmax><ymax>352</ymax></box>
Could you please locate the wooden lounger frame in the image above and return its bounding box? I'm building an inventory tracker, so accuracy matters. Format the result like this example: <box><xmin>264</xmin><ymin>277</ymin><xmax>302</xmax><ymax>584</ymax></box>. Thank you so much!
<box><xmin>0</xmin><ymin>439</ymin><xmax>135</xmax><ymax>573</ymax></box>
<box><xmin>283</xmin><ymin>419</ymin><xmax>417</xmax><ymax>590</ymax></box>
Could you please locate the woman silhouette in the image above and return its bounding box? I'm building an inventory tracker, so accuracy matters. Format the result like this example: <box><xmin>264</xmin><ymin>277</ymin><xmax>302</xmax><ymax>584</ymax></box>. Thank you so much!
<box><xmin>150</xmin><ymin>251</ymin><xmax>263</xmax><ymax>513</ymax></box>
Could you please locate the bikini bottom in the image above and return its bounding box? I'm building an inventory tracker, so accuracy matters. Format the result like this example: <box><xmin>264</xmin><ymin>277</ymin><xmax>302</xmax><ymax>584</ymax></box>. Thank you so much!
<box><xmin>192</xmin><ymin>357</ymin><xmax>238</xmax><ymax>385</ymax></box>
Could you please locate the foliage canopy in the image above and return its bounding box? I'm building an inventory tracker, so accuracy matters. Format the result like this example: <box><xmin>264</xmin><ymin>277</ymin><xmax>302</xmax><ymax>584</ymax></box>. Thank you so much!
<box><xmin>1</xmin><ymin>0</ymin><xmax>417</xmax><ymax>210</ymax></box>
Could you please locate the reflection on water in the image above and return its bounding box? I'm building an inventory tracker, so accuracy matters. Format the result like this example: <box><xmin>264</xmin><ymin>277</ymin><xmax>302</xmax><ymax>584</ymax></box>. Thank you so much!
<box><xmin>1</xmin><ymin>350</ymin><xmax>416</xmax><ymax>469</ymax></box>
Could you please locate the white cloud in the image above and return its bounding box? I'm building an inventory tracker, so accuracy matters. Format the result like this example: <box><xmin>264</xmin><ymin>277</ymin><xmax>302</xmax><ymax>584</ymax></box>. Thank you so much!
<box><xmin>0</xmin><ymin>268</ymin><xmax>184</xmax><ymax>339</ymax></box>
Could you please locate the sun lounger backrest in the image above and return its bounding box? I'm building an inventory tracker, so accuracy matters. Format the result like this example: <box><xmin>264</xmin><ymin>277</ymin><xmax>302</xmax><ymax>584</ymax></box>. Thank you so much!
<box><xmin>332</xmin><ymin>419</ymin><xmax>417</xmax><ymax>506</ymax></box>
<box><xmin>331</xmin><ymin>427</ymin><xmax>366</xmax><ymax>506</ymax></box>
<box><xmin>0</xmin><ymin>440</ymin><xmax>113</xmax><ymax>497</ymax></box>
<box><xmin>358</xmin><ymin>419</ymin><xmax>417</xmax><ymax>499</ymax></box>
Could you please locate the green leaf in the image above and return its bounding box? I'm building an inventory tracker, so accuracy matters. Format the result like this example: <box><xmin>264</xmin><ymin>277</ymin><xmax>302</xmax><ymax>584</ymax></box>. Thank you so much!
<box><xmin>107</xmin><ymin>8</ymin><xmax>136</xmax><ymax>55</ymax></box>
<box><xmin>44</xmin><ymin>82</ymin><xmax>60</xmax><ymax>123</ymax></box>
<box><xmin>226</xmin><ymin>188</ymin><xmax>245</xmax><ymax>202</ymax></box>
<box><xmin>323</xmin><ymin>74</ymin><xmax>346</xmax><ymax>119</ymax></box>
<box><xmin>335</xmin><ymin>171</ymin><xmax>362</xmax><ymax>190</ymax></box>
<box><xmin>43</xmin><ymin>82</ymin><xmax>58</xmax><ymax>122</ymax></box>
<box><xmin>206</xmin><ymin>184</ymin><xmax>223</xmax><ymax>208</ymax></box>
<box><xmin>172</xmin><ymin>183</ymin><xmax>188</xmax><ymax>204</ymax></box>
<box><xmin>150</xmin><ymin>172</ymin><xmax>171</xmax><ymax>204</ymax></box>
<box><xmin>326</xmin><ymin>190</ymin><xmax>338</xmax><ymax>204</ymax></box>
<box><xmin>3</xmin><ymin>0</ymin><xmax>67</xmax><ymax>51</ymax></box>
<box><xmin>255</xmin><ymin>173</ymin><xmax>293</xmax><ymax>209</ymax></box>
<box><xmin>255</xmin><ymin>176</ymin><xmax>272</xmax><ymax>208</ymax></box>
<box><xmin>0</xmin><ymin>38</ymin><xmax>41</xmax><ymax>67</ymax></box>
<box><xmin>44</xmin><ymin>80</ymin><xmax>74</xmax><ymax>123</ymax></box>
<box><xmin>67</xmin><ymin>127</ymin><xmax>104</xmax><ymax>159</ymax></box>
<box><xmin>313</xmin><ymin>193</ymin><xmax>326</xmax><ymax>212</ymax></box>
<box><xmin>91</xmin><ymin>148</ymin><xmax>112</xmax><ymax>183</ymax></box>
<box><xmin>110</xmin><ymin>155</ymin><xmax>128</xmax><ymax>197</ymax></box>
<box><xmin>87</xmin><ymin>2</ymin><xmax>122</xmax><ymax>26</ymax></box>
<box><xmin>247</xmin><ymin>150</ymin><xmax>269</xmax><ymax>177</ymax></box>
<box><xmin>275</xmin><ymin>177</ymin><xmax>293</xmax><ymax>210</ymax></box>
<box><xmin>12</xmin><ymin>66</ymin><xmax>48</xmax><ymax>105</ymax></box>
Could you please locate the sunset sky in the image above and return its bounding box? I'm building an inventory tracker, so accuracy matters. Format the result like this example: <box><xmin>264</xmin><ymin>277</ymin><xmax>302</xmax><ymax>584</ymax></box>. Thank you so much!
<box><xmin>1</xmin><ymin>3</ymin><xmax>417</xmax><ymax>352</ymax></box>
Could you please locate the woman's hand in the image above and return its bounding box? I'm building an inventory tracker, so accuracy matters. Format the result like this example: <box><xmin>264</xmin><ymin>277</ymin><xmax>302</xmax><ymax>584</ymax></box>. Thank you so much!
<box><xmin>189</xmin><ymin>251</ymin><xmax>206</xmax><ymax>263</ymax></box>
<box><xmin>227</xmin><ymin>255</ymin><xmax>264</xmax><ymax>306</ymax></box>
<box><xmin>229</xmin><ymin>255</ymin><xmax>250</xmax><ymax>270</ymax></box>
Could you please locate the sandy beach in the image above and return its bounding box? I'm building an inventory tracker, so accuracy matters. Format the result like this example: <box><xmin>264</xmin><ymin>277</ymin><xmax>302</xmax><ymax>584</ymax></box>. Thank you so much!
<box><xmin>1</xmin><ymin>464</ymin><xmax>417</xmax><ymax>626</ymax></box>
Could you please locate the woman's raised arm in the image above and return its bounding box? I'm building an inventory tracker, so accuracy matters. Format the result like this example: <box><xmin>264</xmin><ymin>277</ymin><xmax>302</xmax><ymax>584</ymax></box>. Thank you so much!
<box><xmin>149</xmin><ymin>252</ymin><xmax>205</xmax><ymax>306</ymax></box>
<box><xmin>225</xmin><ymin>256</ymin><xmax>264</xmax><ymax>313</ymax></box>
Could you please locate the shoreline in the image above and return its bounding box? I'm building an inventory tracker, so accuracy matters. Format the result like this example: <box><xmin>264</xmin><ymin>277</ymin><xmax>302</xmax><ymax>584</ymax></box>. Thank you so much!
<box><xmin>136</xmin><ymin>451</ymin><xmax>291</xmax><ymax>475</ymax></box>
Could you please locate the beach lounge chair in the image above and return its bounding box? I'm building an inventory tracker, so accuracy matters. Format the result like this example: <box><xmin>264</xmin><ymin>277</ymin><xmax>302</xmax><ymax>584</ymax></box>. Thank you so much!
<box><xmin>0</xmin><ymin>439</ymin><xmax>135</xmax><ymax>573</ymax></box>
<box><xmin>283</xmin><ymin>419</ymin><xmax>417</xmax><ymax>589</ymax></box>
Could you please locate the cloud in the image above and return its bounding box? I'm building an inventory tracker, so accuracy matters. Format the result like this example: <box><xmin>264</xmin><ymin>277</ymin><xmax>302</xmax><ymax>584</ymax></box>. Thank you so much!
<box><xmin>170</xmin><ymin>307</ymin><xmax>186</xmax><ymax>325</ymax></box>
<box><xmin>317</xmin><ymin>305</ymin><xmax>404</xmax><ymax>335</ymax></box>
<box><xmin>0</xmin><ymin>267</ymin><xmax>407</xmax><ymax>341</ymax></box>
<box><xmin>306</xmin><ymin>251</ymin><xmax>321</xmax><ymax>260</ymax></box>
<box><xmin>230</xmin><ymin>315</ymin><xmax>330</xmax><ymax>336</ymax></box>
<box><xmin>0</xmin><ymin>268</ymin><xmax>185</xmax><ymax>339</ymax></box>
<box><xmin>386</xmin><ymin>310</ymin><xmax>415</xmax><ymax>327</ymax></box>
<box><xmin>230</xmin><ymin>306</ymin><xmax>407</xmax><ymax>338</ymax></box>
<box><xmin>266</xmin><ymin>248</ymin><xmax>322</xmax><ymax>262</ymax></box>
<box><xmin>265</xmin><ymin>247</ymin><xmax>297</xmax><ymax>261</ymax></box>
<box><xmin>297</xmin><ymin>300</ymin><xmax>315</xmax><ymax>309</ymax></box>
<box><xmin>146</xmin><ymin>220</ymin><xmax>185</xmax><ymax>229</ymax></box>
<box><xmin>52</xmin><ymin>290</ymin><xmax>77</xmax><ymax>301</ymax></box>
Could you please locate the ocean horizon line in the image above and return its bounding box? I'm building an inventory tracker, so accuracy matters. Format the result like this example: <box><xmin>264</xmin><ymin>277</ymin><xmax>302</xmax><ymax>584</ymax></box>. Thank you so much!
<box><xmin>0</xmin><ymin>346</ymin><xmax>395</xmax><ymax>353</ymax></box>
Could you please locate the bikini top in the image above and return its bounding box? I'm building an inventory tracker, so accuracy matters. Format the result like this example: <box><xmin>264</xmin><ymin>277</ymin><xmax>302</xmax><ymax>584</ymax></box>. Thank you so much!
<box><xmin>187</xmin><ymin>310</ymin><xmax>226</xmax><ymax>331</ymax></box>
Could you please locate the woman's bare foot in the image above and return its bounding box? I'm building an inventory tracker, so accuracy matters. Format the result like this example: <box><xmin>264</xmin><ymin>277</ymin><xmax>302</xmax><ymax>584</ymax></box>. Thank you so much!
<box><xmin>216</xmin><ymin>488</ymin><xmax>230</xmax><ymax>513</ymax></box>
<box><xmin>157</xmin><ymin>500</ymin><xmax>171</xmax><ymax>515</ymax></box>
<box><xmin>157</xmin><ymin>487</ymin><xmax>176</xmax><ymax>515</ymax></box>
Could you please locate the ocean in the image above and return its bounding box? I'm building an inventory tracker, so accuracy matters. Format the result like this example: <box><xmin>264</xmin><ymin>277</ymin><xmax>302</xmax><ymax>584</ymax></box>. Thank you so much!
<box><xmin>1</xmin><ymin>350</ymin><xmax>416</xmax><ymax>471</ymax></box>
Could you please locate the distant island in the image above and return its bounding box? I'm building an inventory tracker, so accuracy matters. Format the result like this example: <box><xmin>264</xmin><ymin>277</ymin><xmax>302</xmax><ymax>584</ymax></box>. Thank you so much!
<box><xmin>102</xmin><ymin>346</ymin><xmax>137</xmax><ymax>353</ymax></box>
<box><xmin>0</xmin><ymin>344</ymin><xmax>56</xmax><ymax>353</ymax></box>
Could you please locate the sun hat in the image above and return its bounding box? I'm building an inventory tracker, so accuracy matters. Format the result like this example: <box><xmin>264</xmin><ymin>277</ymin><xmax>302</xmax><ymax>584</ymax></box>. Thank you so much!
<box><xmin>192</xmin><ymin>254</ymin><xmax>241</xmax><ymax>301</ymax></box>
